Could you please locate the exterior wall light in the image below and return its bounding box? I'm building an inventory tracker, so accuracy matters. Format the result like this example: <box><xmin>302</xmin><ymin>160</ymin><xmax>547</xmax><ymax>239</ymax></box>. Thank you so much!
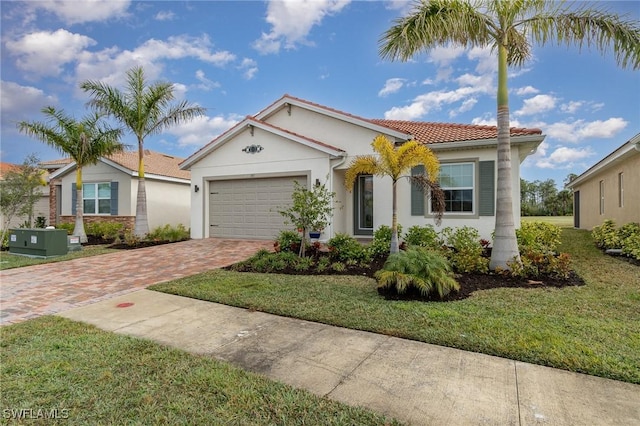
<box><xmin>242</xmin><ymin>144</ymin><xmax>263</xmax><ymax>154</ymax></box>
<box><xmin>194</xmin><ymin>185</ymin><xmax>199</xmax><ymax>193</ymax></box>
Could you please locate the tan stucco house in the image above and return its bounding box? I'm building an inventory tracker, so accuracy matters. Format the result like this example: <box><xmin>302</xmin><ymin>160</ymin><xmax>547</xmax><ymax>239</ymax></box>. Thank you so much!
<box><xmin>181</xmin><ymin>95</ymin><xmax>545</xmax><ymax>241</ymax></box>
<box><xmin>566</xmin><ymin>132</ymin><xmax>640</xmax><ymax>230</ymax></box>
<box><xmin>46</xmin><ymin>150</ymin><xmax>190</xmax><ymax>230</ymax></box>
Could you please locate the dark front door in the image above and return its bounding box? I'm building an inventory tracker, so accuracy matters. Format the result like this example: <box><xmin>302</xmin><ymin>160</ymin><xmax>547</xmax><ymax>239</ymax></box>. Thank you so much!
<box><xmin>574</xmin><ymin>191</ymin><xmax>580</xmax><ymax>228</ymax></box>
<box><xmin>354</xmin><ymin>174</ymin><xmax>373</xmax><ymax>235</ymax></box>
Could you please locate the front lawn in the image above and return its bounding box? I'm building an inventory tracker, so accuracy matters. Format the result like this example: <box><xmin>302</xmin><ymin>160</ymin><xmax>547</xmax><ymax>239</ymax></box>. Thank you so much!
<box><xmin>0</xmin><ymin>245</ymin><xmax>118</xmax><ymax>270</ymax></box>
<box><xmin>0</xmin><ymin>316</ymin><xmax>399</xmax><ymax>425</ymax></box>
<box><xmin>151</xmin><ymin>228</ymin><xmax>640</xmax><ymax>384</ymax></box>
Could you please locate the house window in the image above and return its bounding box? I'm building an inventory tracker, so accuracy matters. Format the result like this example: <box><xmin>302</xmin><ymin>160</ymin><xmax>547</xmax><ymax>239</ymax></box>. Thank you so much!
<box><xmin>433</xmin><ymin>162</ymin><xmax>474</xmax><ymax>213</ymax></box>
<box><xmin>599</xmin><ymin>180</ymin><xmax>605</xmax><ymax>215</ymax></box>
<box><xmin>83</xmin><ymin>182</ymin><xmax>111</xmax><ymax>214</ymax></box>
<box><xmin>618</xmin><ymin>172</ymin><xmax>624</xmax><ymax>208</ymax></box>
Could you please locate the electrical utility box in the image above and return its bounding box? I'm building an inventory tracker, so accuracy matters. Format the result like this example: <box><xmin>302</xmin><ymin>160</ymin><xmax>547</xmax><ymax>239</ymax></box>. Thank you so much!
<box><xmin>8</xmin><ymin>228</ymin><xmax>69</xmax><ymax>258</ymax></box>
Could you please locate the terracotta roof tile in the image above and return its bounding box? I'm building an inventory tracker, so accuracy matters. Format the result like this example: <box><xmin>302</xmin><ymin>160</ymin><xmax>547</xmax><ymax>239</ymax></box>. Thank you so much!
<box><xmin>105</xmin><ymin>150</ymin><xmax>190</xmax><ymax>180</ymax></box>
<box><xmin>0</xmin><ymin>162</ymin><xmax>21</xmax><ymax>180</ymax></box>
<box><xmin>371</xmin><ymin>119</ymin><xmax>542</xmax><ymax>144</ymax></box>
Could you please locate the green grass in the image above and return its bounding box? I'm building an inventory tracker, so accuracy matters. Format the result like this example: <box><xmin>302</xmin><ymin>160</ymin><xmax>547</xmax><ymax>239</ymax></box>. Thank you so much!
<box><xmin>521</xmin><ymin>215</ymin><xmax>573</xmax><ymax>227</ymax></box>
<box><xmin>0</xmin><ymin>245</ymin><xmax>118</xmax><ymax>270</ymax></box>
<box><xmin>151</xmin><ymin>228</ymin><xmax>640</xmax><ymax>384</ymax></box>
<box><xmin>0</xmin><ymin>316</ymin><xmax>400</xmax><ymax>425</ymax></box>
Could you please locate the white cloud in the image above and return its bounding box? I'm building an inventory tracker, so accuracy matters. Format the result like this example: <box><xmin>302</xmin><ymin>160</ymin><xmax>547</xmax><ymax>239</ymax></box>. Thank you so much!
<box><xmin>238</xmin><ymin>58</ymin><xmax>258</xmax><ymax>80</ymax></box>
<box><xmin>427</xmin><ymin>45</ymin><xmax>467</xmax><ymax>68</ymax></box>
<box><xmin>535</xmin><ymin>146</ymin><xmax>595</xmax><ymax>169</ymax></box>
<box><xmin>449</xmin><ymin>98</ymin><xmax>478</xmax><ymax>118</ymax></box>
<box><xmin>515</xmin><ymin>86</ymin><xmax>539</xmax><ymax>96</ymax></box>
<box><xmin>544</xmin><ymin>118</ymin><xmax>627</xmax><ymax>142</ymax></box>
<box><xmin>378</xmin><ymin>78</ymin><xmax>405</xmax><ymax>97</ymax></box>
<box><xmin>5</xmin><ymin>29</ymin><xmax>96</xmax><ymax>77</ymax></box>
<box><xmin>28</xmin><ymin>0</ymin><xmax>130</xmax><ymax>25</ymax></box>
<box><xmin>166</xmin><ymin>114</ymin><xmax>243</xmax><ymax>147</ymax></box>
<box><xmin>253</xmin><ymin>0</ymin><xmax>350</xmax><ymax>55</ymax></box>
<box><xmin>194</xmin><ymin>70</ymin><xmax>220</xmax><ymax>91</ymax></box>
<box><xmin>0</xmin><ymin>81</ymin><xmax>58</xmax><ymax>122</ymax></box>
<box><xmin>155</xmin><ymin>11</ymin><xmax>175</xmax><ymax>21</ymax></box>
<box><xmin>515</xmin><ymin>94</ymin><xmax>557</xmax><ymax>116</ymax></box>
<box><xmin>560</xmin><ymin>101</ymin><xmax>584</xmax><ymax>114</ymax></box>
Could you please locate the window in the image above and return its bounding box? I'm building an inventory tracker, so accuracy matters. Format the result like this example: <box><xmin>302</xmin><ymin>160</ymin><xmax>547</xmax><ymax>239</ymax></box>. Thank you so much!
<box><xmin>618</xmin><ymin>172</ymin><xmax>624</xmax><ymax>208</ymax></box>
<box><xmin>599</xmin><ymin>180</ymin><xmax>605</xmax><ymax>215</ymax></box>
<box><xmin>83</xmin><ymin>182</ymin><xmax>111</xmax><ymax>214</ymax></box>
<box><xmin>433</xmin><ymin>162</ymin><xmax>474</xmax><ymax>213</ymax></box>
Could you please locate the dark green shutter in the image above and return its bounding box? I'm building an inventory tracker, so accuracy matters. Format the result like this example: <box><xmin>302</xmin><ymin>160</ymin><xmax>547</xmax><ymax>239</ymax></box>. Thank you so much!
<box><xmin>411</xmin><ymin>165</ymin><xmax>425</xmax><ymax>216</ymax></box>
<box><xmin>110</xmin><ymin>182</ymin><xmax>118</xmax><ymax>215</ymax></box>
<box><xmin>71</xmin><ymin>183</ymin><xmax>77</xmax><ymax>215</ymax></box>
<box><xmin>478</xmin><ymin>161</ymin><xmax>495</xmax><ymax>216</ymax></box>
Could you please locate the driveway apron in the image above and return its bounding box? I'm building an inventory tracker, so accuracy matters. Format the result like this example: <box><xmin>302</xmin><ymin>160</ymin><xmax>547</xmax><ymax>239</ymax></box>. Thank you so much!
<box><xmin>0</xmin><ymin>238</ymin><xmax>271</xmax><ymax>326</ymax></box>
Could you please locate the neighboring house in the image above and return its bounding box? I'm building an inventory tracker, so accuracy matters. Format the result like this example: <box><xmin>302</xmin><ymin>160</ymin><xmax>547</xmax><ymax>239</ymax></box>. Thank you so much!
<box><xmin>181</xmin><ymin>95</ymin><xmax>544</xmax><ymax>241</ymax></box>
<box><xmin>0</xmin><ymin>162</ymin><xmax>49</xmax><ymax>230</ymax></box>
<box><xmin>46</xmin><ymin>150</ymin><xmax>191</xmax><ymax>230</ymax></box>
<box><xmin>566</xmin><ymin>133</ymin><xmax>640</xmax><ymax>230</ymax></box>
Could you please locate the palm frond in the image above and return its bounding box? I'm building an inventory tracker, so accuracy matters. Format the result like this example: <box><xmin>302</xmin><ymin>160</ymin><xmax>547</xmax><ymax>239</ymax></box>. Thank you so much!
<box><xmin>344</xmin><ymin>156</ymin><xmax>379</xmax><ymax>191</ymax></box>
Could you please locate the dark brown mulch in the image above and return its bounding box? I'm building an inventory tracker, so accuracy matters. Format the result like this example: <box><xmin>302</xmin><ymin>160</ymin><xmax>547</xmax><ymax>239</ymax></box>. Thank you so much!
<box><xmin>82</xmin><ymin>235</ymin><xmax>189</xmax><ymax>249</ymax></box>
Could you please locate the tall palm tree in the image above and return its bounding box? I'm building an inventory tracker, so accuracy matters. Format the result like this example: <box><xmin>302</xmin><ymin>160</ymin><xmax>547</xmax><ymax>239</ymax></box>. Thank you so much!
<box><xmin>345</xmin><ymin>134</ymin><xmax>443</xmax><ymax>254</ymax></box>
<box><xmin>379</xmin><ymin>0</ymin><xmax>640</xmax><ymax>269</ymax></box>
<box><xmin>18</xmin><ymin>107</ymin><xmax>124</xmax><ymax>243</ymax></box>
<box><xmin>80</xmin><ymin>66</ymin><xmax>206</xmax><ymax>237</ymax></box>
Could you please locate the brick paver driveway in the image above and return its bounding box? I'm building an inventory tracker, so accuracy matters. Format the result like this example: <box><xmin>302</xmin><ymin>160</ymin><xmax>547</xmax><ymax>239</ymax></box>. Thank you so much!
<box><xmin>0</xmin><ymin>238</ymin><xmax>272</xmax><ymax>326</ymax></box>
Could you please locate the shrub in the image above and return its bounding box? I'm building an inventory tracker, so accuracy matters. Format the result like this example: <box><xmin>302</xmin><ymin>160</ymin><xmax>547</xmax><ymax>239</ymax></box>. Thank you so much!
<box><xmin>591</xmin><ymin>220</ymin><xmax>640</xmax><ymax>260</ymax></box>
<box><xmin>622</xmin><ymin>233</ymin><xmax>640</xmax><ymax>260</ymax></box>
<box><xmin>55</xmin><ymin>223</ymin><xmax>74</xmax><ymax>234</ymax></box>
<box><xmin>591</xmin><ymin>220</ymin><xmax>618</xmax><ymax>249</ymax></box>
<box><xmin>517</xmin><ymin>221</ymin><xmax>561</xmax><ymax>254</ymax></box>
<box><xmin>440</xmin><ymin>226</ymin><xmax>488</xmax><ymax>273</ymax></box>
<box><xmin>375</xmin><ymin>247</ymin><xmax>459</xmax><ymax>298</ymax></box>
<box><xmin>85</xmin><ymin>221</ymin><xmax>125</xmax><ymax>241</ymax></box>
<box><xmin>404</xmin><ymin>225</ymin><xmax>440</xmax><ymax>249</ymax></box>
<box><xmin>275</xmin><ymin>230</ymin><xmax>302</xmax><ymax>253</ymax></box>
<box><xmin>316</xmin><ymin>256</ymin><xmax>331</xmax><ymax>273</ymax></box>
<box><xmin>35</xmin><ymin>216</ymin><xmax>47</xmax><ymax>228</ymax></box>
<box><xmin>367</xmin><ymin>224</ymin><xmax>402</xmax><ymax>258</ymax></box>
<box><xmin>328</xmin><ymin>233</ymin><xmax>370</xmax><ymax>263</ymax></box>
<box><xmin>331</xmin><ymin>262</ymin><xmax>346</xmax><ymax>272</ymax></box>
<box><xmin>147</xmin><ymin>224</ymin><xmax>189</xmax><ymax>242</ymax></box>
<box><xmin>510</xmin><ymin>250</ymin><xmax>572</xmax><ymax>279</ymax></box>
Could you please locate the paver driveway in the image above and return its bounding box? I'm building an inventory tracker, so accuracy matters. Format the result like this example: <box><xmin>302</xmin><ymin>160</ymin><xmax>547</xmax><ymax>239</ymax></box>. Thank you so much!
<box><xmin>0</xmin><ymin>238</ymin><xmax>272</xmax><ymax>326</ymax></box>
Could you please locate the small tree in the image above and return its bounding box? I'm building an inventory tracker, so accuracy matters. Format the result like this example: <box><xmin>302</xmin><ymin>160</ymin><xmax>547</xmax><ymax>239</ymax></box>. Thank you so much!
<box><xmin>0</xmin><ymin>154</ymin><xmax>46</xmax><ymax>243</ymax></box>
<box><xmin>278</xmin><ymin>180</ymin><xmax>335</xmax><ymax>257</ymax></box>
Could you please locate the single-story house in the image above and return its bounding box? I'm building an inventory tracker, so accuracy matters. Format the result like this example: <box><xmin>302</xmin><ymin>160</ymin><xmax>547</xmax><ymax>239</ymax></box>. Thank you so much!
<box><xmin>46</xmin><ymin>150</ymin><xmax>191</xmax><ymax>231</ymax></box>
<box><xmin>566</xmin><ymin>132</ymin><xmax>640</xmax><ymax>230</ymax></box>
<box><xmin>0</xmin><ymin>162</ymin><xmax>50</xmax><ymax>230</ymax></box>
<box><xmin>181</xmin><ymin>95</ymin><xmax>545</xmax><ymax>241</ymax></box>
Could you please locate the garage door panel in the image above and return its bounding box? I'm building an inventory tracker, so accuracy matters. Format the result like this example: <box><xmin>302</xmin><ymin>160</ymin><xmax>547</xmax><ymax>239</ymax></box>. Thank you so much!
<box><xmin>209</xmin><ymin>176</ymin><xmax>305</xmax><ymax>239</ymax></box>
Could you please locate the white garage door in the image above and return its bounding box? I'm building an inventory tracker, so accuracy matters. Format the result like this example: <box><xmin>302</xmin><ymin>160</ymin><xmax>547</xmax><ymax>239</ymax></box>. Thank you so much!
<box><xmin>209</xmin><ymin>176</ymin><xmax>306</xmax><ymax>239</ymax></box>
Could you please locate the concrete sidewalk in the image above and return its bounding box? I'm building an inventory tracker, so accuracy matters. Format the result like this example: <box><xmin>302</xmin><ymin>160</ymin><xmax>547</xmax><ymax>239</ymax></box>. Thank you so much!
<box><xmin>58</xmin><ymin>289</ymin><xmax>640</xmax><ymax>426</ymax></box>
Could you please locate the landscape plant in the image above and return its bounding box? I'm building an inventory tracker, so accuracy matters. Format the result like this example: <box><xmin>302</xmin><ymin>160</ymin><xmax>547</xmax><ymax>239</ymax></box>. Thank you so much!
<box><xmin>591</xmin><ymin>220</ymin><xmax>640</xmax><ymax>260</ymax></box>
<box><xmin>380</xmin><ymin>0</ymin><xmax>640</xmax><ymax>270</ymax></box>
<box><xmin>17</xmin><ymin>107</ymin><xmax>124</xmax><ymax>243</ymax></box>
<box><xmin>327</xmin><ymin>233</ymin><xmax>371</xmax><ymax>263</ymax></box>
<box><xmin>274</xmin><ymin>230</ymin><xmax>303</xmax><ymax>253</ymax></box>
<box><xmin>147</xmin><ymin>224</ymin><xmax>190</xmax><ymax>242</ymax></box>
<box><xmin>404</xmin><ymin>224</ymin><xmax>440</xmax><ymax>250</ymax></box>
<box><xmin>440</xmin><ymin>226</ymin><xmax>489</xmax><ymax>273</ymax></box>
<box><xmin>516</xmin><ymin>221</ymin><xmax>562</xmax><ymax>254</ymax></box>
<box><xmin>81</xmin><ymin>66</ymin><xmax>205</xmax><ymax>237</ymax></box>
<box><xmin>278</xmin><ymin>180</ymin><xmax>335</xmax><ymax>257</ymax></box>
<box><xmin>367</xmin><ymin>224</ymin><xmax>403</xmax><ymax>258</ymax></box>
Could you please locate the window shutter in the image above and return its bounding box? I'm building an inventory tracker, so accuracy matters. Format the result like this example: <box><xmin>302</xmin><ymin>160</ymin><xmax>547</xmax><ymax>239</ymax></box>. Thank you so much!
<box><xmin>411</xmin><ymin>165</ymin><xmax>425</xmax><ymax>216</ymax></box>
<box><xmin>110</xmin><ymin>181</ymin><xmax>119</xmax><ymax>215</ymax></box>
<box><xmin>71</xmin><ymin>183</ymin><xmax>77</xmax><ymax>215</ymax></box>
<box><xmin>478</xmin><ymin>161</ymin><xmax>495</xmax><ymax>216</ymax></box>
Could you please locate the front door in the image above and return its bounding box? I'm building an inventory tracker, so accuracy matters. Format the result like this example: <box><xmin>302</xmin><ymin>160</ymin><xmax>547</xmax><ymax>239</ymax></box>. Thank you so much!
<box><xmin>354</xmin><ymin>174</ymin><xmax>373</xmax><ymax>235</ymax></box>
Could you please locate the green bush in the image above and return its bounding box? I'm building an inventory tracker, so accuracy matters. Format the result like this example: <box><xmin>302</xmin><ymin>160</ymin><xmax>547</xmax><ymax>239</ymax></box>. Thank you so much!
<box><xmin>516</xmin><ymin>221</ymin><xmax>562</xmax><ymax>254</ymax></box>
<box><xmin>367</xmin><ymin>224</ymin><xmax>402</xmax><ymax>258</ymax></box>
<box><xmin>327</xmin><ymin>233</ymin><xmax>370</xmax><ymax>263</ymax></box>
<box><xmin>591</xmin><ymin>220</ymin><xmax>640</xmax><ymax>260</ymax></box>
<box><xmin>591</xmin><ymin>219</ymin><xmax>618</xmax><ymax>249</ymax></box>
<box><xmin>56</xmin><ymin>223</ymin><xmax>74</xmax><ymax>234</ymax></box>
<box><xmin>275</xmin><ymin>230</ymin><xmax>302</xmax><ymax>253</ymax></box>
<box><xmin>85</xmin><ymin>221</ymin><xmax>125</xmax><ymax>241</ymax></box>
<box><xmin>404</xmin><ymin>225</ymin><xmax>440</xmax><ymax>249</ymax></box>
<box><xmin>147</xmin><ymin>224</ymin><xmax>189</xmax><ymax>242</ymax></box>
<box><xmin>375</xmin><ymin>247</ymin><xmax>459</xmax><ymax>298</ymax></box>
<box><xmin>510</xmin><ymin>251</ymin><xmax>572</xmax><ymax>279</ymax></box>
<box><xmin>622</xmin><ymin>233</ymin><xmax>640</xmax><ymax>260</ymax></box>
<box><xmin>440</xmin><ymin>226</ymin><xmax>488</xmax><ymax>273</ymax></box>
<box><xmin>232</xmin><ymin>250</ymin><xmax>300</xmax><ymax>273</ymax></box>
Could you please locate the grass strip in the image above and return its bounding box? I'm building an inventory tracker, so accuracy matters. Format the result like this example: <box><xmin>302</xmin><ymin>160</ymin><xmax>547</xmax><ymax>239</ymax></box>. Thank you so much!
<box><xmin>0</xmin><ymin>245</ymin><xmax>118</xmax><ymax>270</ymax></box>
<box><xmin>151</xmin><ymin>228</ymin><xmax>640</xmax><ymax>384</ymax></box>
<box><xmin>1</xmin><ymin>316</ymin><xmax>400</xmax><ymax>425</ymax></box>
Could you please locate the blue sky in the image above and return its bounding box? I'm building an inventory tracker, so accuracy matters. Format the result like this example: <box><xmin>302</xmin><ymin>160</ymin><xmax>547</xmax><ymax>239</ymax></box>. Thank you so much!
<box><xmin>2</xmin><ymin>0</ymin><xmax>638</xmax><ymax>188</ymax></box>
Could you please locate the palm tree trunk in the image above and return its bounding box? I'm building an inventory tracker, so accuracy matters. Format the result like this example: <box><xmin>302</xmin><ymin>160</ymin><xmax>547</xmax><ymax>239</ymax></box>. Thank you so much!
<box><xmin>134</xmin><ymin>140</ymin><xmax>149</xmax><ymax>237</ymax></box>
<box><xmin>73</xmin><ymin>167</ymin><xmax>88</xmax><ymax>244</ymax></box>
<box><xmin>490</xmin><ymin>44</ymin><xmax>520</xmax><ymax>270</ymax></box>
<box><xmin>390</xmin><ymin>179</ymin><xmax>399</xmax><ymax>254</ymax></box>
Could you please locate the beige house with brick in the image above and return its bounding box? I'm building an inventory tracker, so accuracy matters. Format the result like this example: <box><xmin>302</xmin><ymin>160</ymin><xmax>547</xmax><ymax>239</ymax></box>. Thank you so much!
<box><xmin>46</xmin><ymin>150</ymin><xmax>190</xmax><ymax>231</ymax></box>
<box><xmin>567</xmin><ymin>133</ymin><xmax>640</xmax><ymax>230</ymax></box>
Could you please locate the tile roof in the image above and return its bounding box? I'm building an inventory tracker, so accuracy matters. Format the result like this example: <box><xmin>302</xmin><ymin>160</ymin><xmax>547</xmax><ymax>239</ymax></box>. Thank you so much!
<box><xmin>105</xmin><ymin>150</ymin><xmax>190</xmax><ymax>180</ymax></box>
<box><xmin>371</xmin><ymin>119</ymin><xmax>542</xmax><ymax>144</ymax></box>
<box><xmin>0</xmin><ymin>162</ymin><xmax>21</xmax><ymax>180</ymax></box>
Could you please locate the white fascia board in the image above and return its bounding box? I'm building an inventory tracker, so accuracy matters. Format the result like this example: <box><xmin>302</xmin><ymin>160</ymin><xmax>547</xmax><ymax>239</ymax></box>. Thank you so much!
<box><xmin>257</xmin><ymin>96</ymin><xmax>411</xmax><ymax>141</ymax></box>
<box><xmin>100</xmin><ymin>157</ymin><xmax>136</xmax><ymax>176</ymax></box>
<box><xmin>567</xmin><ymin>133</ymin><xmax>640</xmax><ymax>188</ymax></box>
<box><xmin>137</xmin><ymin>173</ymin><xmax>190</xmax><ymax>184</ymax></box>
<box><xmin>47</xmin><ymin>161</ymin><xmax>77</xmax><ymax>180</ymax></box>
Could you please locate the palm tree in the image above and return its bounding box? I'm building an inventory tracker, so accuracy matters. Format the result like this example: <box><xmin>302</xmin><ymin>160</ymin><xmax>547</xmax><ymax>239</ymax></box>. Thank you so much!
<box><xmin>345</xmin><ymin>134</ymin><xmax>443</xmax><ymax>254</ymax></box>
<box><xmin>80</xmin><ymin>66</ymin><xmax>206</xmax><ymax>237</ymax></box>
<box><xmin>379</xmin><ymin>0</ymin><xmax>640</xmax><ymax>269</ymax></box>
<box><xmin>18</xmin><ymin>107</ymin><xmax>124</xmax><ymax>243</ymax></box>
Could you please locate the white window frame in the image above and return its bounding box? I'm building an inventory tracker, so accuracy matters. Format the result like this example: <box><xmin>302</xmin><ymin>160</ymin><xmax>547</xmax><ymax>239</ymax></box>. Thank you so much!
<box><xmin>599</xmin><ymin>180</ymin><xmax>605</xmax><ymax>215</ymax></box>
<box><xmin>83</xmin><ymin>182</ymin><xmax>111</xmax><ymax>215</ymax></box>
<box><xmin>431</xmin><ymin>162</ymin><xmax>475</xmax><ymax>215</ymax></box>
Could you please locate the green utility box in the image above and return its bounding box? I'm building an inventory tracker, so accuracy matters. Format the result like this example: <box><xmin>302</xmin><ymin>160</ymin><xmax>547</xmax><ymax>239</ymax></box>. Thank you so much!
<box><xmin>8</xmin><ymin>228</ymin><xmax>69</xmax><ymax>258</ymax></box>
